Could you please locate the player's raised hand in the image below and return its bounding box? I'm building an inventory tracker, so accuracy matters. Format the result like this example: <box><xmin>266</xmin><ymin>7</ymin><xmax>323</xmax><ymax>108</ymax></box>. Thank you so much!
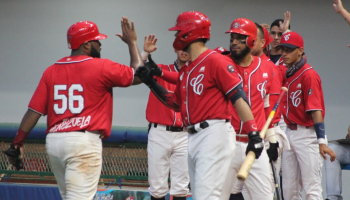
<box><xmin>144</xmin><ymin>34</ymin><xmax>158</xmax><ymax>53</ymax></box>
<box><xmin>333</xmin><ymin>0</ymin><xmax>345</xmax><ymax>13</ymax></box>
<box><xmin>319</xmin><ymin>144</ymin><xmax>336</xmax><ymax>162</ymax></box>
<box><xmin>279</xmin><ymin>11</ymin><xmax>291</xmax><ymax>33</ymax></box>
<box><xmin>260</xmin><ymin>23</ymin><xmax>270</xmax><ymax>30</ymax></box>
<box><xmin>116</xmin><ymin>16</ymin><xmax>137</xmax><ymax>45</ymax></box>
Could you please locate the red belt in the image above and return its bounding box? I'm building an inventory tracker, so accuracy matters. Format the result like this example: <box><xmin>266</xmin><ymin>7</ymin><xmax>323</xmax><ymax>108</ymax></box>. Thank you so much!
<box><xmin>287</xmin><ymin>124</ymin><xmax>312</xmax><ymax>130</ymax></box>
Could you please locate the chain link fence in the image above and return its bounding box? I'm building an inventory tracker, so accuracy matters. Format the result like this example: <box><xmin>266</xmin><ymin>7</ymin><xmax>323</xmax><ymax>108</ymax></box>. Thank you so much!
<box><xmin>0</xmin><ymin>138</ymin><xmax>148</xmax><ymax>185</ymax></box>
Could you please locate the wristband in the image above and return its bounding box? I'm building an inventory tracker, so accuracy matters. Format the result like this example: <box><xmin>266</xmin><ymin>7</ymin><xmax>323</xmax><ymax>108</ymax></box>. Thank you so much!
<box><xmin>13</xmin><ymin>129</ymin><xmax>29</xmax><ymax>147</ymax></box>
<box><xmin>243</xmin><ymin>120</ymin><xmax>258</xmax><ymax>133</ymax></box>
<box><xmin>141</xmin><ymin>51</ymin><xmax>149</xmax><ymax>61</ymax></box>
<box><xmin>314</xmin><ymin>122</ymin><xmax>327</xmax><ymax>144</ymax></box>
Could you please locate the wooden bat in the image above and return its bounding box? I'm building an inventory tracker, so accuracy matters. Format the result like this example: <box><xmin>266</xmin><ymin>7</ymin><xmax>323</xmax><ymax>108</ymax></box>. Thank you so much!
<box><xmin>237</xmin><ymin>87</ymin><xmax>288</xmax><ymax>181</ymax></box>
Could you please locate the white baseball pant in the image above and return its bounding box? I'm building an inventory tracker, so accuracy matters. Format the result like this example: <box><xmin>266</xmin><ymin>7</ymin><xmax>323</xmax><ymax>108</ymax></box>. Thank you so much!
<box><xmin>188</xmin><ymin>119</ymin><xmax>236</xmax><ymax>200</ymax></box>
<box><xmin>282</xmin><ymin>125</ymin><xmax>323</xmax><ymax>200</ymax></box>
<box><xmin>231</xmin><ymin>142</ymin><xmax>274</xmax><ymax>200</ymax></box>
<box><xmin>147</xmin><ymin>124</ymin><xmax>189</xmax><ymax>198</ymax></box>
<box><xmin>46</xmin><ymin>131</ymin><xmax>102</xmax><ymax>200</ymax></box>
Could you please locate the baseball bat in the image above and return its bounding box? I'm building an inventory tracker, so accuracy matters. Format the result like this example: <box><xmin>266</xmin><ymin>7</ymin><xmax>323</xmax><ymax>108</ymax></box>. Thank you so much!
<box><xmin>237</xmin><ymin>87</ymin><xmax>288</xmax><ymax>181</ymax></box>
<box><xmin>270</xmin><ymin>161</ymin><xmax>282</xmax><ymax>200</ymax></box>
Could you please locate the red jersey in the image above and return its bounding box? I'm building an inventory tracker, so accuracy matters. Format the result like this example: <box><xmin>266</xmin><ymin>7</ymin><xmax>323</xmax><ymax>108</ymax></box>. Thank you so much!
<box><xmin>261</xmin><ymin>54</ymin><xmax>282</xmax><ymax>125</ymax></box>
<box><xmin>230</xmin><ymin>56</ymin><xmax>274</xmax><ymax>136</ymax></box>
<box><xmin>173</xmin><ymin>49</ymin><xmax>242</xmax><ymax>126</ymax></box>
<box><xmin>146</xmin><ymin>63</ymin><xmax>182</xmax><ymax>127</ymax></box>
<box><xmin>281</xmin><ymin>63</ymin><xmax>325</xmax><ymax>126</ymax></box>
<box><xmin>28</xmin><ymin>55</ymin><xmax>134</xmax><ymax>138</ymax></box>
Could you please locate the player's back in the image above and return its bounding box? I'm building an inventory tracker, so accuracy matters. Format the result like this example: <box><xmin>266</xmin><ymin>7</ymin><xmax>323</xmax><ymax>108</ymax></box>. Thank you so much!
<box><xmin>29</xmin><ymin>55</ymin><xmax>134</xmax><ymax>137</ymax></box>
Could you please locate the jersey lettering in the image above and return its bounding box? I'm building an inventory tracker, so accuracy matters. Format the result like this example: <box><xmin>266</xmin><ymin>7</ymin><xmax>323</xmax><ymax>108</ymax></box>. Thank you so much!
<box><xmin>54</xmin><ymin>84</ymin><xmax>84</xmax><ymax>114</ymax></box>
<box><xmin>190</xmin><ymin>74</ymin><xmax>204</xmax><ymax>95</ymax></box>
<box><xmin>290</xmin><ymin>90</ymin><xmax>302</xmax><ymax>107</ymax></box>
<box><xmin>257</xmin><ymin>80</ymin><xmax>267</xmax><ymax>99</ymax></box>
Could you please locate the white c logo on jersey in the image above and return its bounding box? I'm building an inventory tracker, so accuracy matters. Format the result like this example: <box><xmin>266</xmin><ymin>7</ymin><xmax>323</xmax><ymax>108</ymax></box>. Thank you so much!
<box><xmin>257</xmin><ymin>80</ymin><xmax>267</xmax><ymax>98</ymax></box>
<box><xmin>290</xmin><ymin>90</ymin><xmax>302</xmax><ymax>107</ymax></box>
<box><xmin>190</xmin><ymin>74</ymin><xmax>204</xmax><ymax>95</ymax></box>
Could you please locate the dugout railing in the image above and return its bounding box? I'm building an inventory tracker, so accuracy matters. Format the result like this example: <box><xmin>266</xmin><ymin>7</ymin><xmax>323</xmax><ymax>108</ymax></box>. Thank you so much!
<box><xmin>0</xmin><ymin>123</ymin><xmax>149</xmax><ymax>187</ymax></box>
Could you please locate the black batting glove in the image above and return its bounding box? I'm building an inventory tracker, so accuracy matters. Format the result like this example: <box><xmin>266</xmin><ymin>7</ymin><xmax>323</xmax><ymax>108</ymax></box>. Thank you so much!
<box><xmin>135</xmin><ymin>66</ymin><xmax>156</xmax><ymax>87</ymax></box>
<box><xmin>147</xmin><ymin>54</ymin><xmax>162</xmax><ymax>76</ymax></box>
<box><xmin>266</xmin><ymin>142</ymin><xmax>279</xmax><ymax>162</ymax></box>
<box><xmin>246</xmin><ymin>131</ymin><xmax>264</xmax><ymax>159</ymax></box>
<box><xmin>3</xmin><ymin>144</ymin><xmax>23</xmax><ymax>170</ymax></box>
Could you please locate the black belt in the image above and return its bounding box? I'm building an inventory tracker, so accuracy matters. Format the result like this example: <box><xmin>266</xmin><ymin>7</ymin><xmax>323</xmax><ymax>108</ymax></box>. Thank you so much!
<box><xmin>153</xmin><ymin>123</ymin><xmax>184</xmax><ymax>132</ymax></box>
<box><xmin>188</xmin><ymin>119</ymin><xmax>230</xmax><ymax>134</ymax></box>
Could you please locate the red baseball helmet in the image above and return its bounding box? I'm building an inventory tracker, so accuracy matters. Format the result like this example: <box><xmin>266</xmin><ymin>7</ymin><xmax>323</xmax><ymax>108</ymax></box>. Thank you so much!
<box><xmin>168</xmin><ymin>11</ymin><xmax>211</xmax><ymax>51</ymax></box>
<box><xmin>263</xmin><ymin>27</ymin><xmax>273</xmax><ymax>49</ymax></box>
<box><xmin>67</xmin><ymin>21</ymin><xmax>107</xmax><ymax>49</ymax></box>
<box><xmin>225</xmin><ymin>18</ymin><xmax>257</xmax><ymax>48</ymax></box>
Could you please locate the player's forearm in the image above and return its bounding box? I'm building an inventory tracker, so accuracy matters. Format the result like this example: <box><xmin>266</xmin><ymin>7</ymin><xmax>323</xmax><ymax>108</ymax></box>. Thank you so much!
<box><xmin>311</xmin><ymin>110</ymin><xmax>324</xmax><ymax>124</ymax></box>
<box><xmin>128</xmin><ymin>41</ymin><xmax>144</xmax><ymax>70</ymax></box>
<box><xmin>339</xmin><ymin>8</ymin><xmax>350</xmax><ymax>25</ymax></box>
<box><xmin>233</xmin><ymin>98</ymin><xmax>255</xmax><ymax>122</ymax></box>
<box><xmin>19</xmin><ymin>109</ymin><xmax>41</xmax><ymax>133</ymax></box>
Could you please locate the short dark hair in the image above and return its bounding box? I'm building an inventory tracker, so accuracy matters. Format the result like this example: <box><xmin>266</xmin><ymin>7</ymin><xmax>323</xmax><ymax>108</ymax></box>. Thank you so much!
<box><xmin>270</xmin><ymin>19</ymin><xmax>291</xmax><ymax>29</ymax></box>
<box><xmin>255</xmin><ymin>23</ymin><xmax>264</xmax><ymax>39</ymax></box>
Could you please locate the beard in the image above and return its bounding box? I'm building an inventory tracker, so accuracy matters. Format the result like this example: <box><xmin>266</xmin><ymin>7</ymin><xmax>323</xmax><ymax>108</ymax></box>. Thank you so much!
<box><xmin>90</xmin><ymin>45</ymin><xmax>101</xmax><ymax>58</ymax></box>
<box><xmin>230</xmin><ymin>45</ymin><xmax>250</xmax><ymax>60</ymax></box>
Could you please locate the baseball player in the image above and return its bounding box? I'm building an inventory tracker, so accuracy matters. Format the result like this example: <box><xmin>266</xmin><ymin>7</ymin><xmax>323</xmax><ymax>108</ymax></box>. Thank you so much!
<box><xmin>4</xmin><ymin>18</ymin><xmax>144</xmax><ymax>200</ymax></box>
<box><xmin>141</xmin><ymin>35</ymin><xmax>190</xmax><ymax>200</ymax></box>
<box><xmin>278</xmin><ymin>31</ymin><xmax>336</xmax><ymax>200</ymax></box>
<box><xmin>224</xmin><ymin>18</ymin><xmax>276</xmax><ymax>200</ymax></box>
<box><xmin>251</xmin><ymin>23</ymin><xmax>290</xmax><ymax>186</ymax></box>
<box><xmin>136</xmin><ymin>11</ymin><xmax>264</xmax><ymax>200</ymax></box>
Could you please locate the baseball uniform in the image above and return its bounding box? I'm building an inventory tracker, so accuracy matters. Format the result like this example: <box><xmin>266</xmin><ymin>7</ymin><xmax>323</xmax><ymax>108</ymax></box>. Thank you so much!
<box><xmin>146</xmin><ymin>62</ymin><xmax>189</xmax><ymax>199</ymax></box>
<box><xmin>229</xmin><ymin>55</ymin><xmax>274</xmax><ymax>200</ymax></box>
<box><xmin>281</xmin><ymin>60</ymin><xmax>325</xmax><ymax>200</ymax></box>
<box><xmin>29</xmin><ymin>55</ymin><xmax>134</xmax><ymax>199</ymax></box>
<box><xmin>171</xmin><ymin>49</ymin><xmax>241</xmax><ymax>200</ymax></box>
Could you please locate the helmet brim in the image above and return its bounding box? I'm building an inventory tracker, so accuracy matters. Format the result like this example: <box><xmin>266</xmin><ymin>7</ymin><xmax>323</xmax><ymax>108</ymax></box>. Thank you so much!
<box><xmin>225</xmin><ymin>29</ymin><xmax>248</xmax><ymax>35</ymax></box>
<box><xmin>94</xmin><ymin>33</ymin><xmax>108</xmax><ymax>40</ymax></box>
<box><xmin>168</xmin><ymin>26</ymin><xmax>181</xmax><ymax>31</ymax></box>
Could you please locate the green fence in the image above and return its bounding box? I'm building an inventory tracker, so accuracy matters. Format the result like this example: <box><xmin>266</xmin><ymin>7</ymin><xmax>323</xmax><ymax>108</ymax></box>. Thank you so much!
<box><xmin>0</xmin><ymin>124</ymin><xmax>149</xmax><ymax>186</ymax></box>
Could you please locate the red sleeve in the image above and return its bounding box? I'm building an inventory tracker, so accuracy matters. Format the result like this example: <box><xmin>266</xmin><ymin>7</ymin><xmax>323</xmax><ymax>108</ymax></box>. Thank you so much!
<box><xmin>303</xmin><ymin>74</ymin><xmax>324</xmax><ymax>113</ymax></box>
<box><xmin>102</xmin><ymin>59</ymin><xmax>134</xmax><ymax>87</ymax></box>
<box><xmin>28</xmin><ymin>70</ymin><xmax>49</xmax><ymax>115</ymax></box>
<box><xmin>213</xmin><ymin>56</ymin><xmax>242</xmax><ymax>95</ymax></box>
<box><xmin>161</xmin><ymin>70</ymin><xmax>179</xmax><ymax>85</ymax></box>
<box><xmin>173</xmin><ymin>73</ymin><xmax>182</xmax><ymax>107</ymax></box>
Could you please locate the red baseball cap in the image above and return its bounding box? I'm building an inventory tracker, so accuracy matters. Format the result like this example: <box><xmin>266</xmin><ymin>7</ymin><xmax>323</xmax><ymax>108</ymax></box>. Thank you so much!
<box><xmin>277</xmin><ymin>31</ymin><xmax>304</xmax><ymax>49</ymax></box>
<box><xmin>213</xmin><ymin>46</ymin><xmax>230</xmax><ymax>55</ymax></box>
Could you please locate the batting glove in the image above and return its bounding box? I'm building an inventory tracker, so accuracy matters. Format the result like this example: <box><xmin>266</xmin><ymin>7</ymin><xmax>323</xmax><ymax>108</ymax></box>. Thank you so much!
<box><xmin>147</xmin><ymin>54</ymin><xmax>162</xmax><ymax>77</ymax></box>
<box><xmin>135</xmin><ymin>66</ymin><xmax>156</xmax><ymax>87</ymax></box>
<box><xmin>246</xmin><ymin>131</ymin><xmax>264</xmax><ymax>159</ymax></box>
<box><xmin>266</xmin><ymin>142</ymin><xmax>279</xmax><ymax>162</ymax></box>
<box><xmin>3</xmin><ymin>144</ymin><xmax>23</xmax><ymax>170</ymax></box>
